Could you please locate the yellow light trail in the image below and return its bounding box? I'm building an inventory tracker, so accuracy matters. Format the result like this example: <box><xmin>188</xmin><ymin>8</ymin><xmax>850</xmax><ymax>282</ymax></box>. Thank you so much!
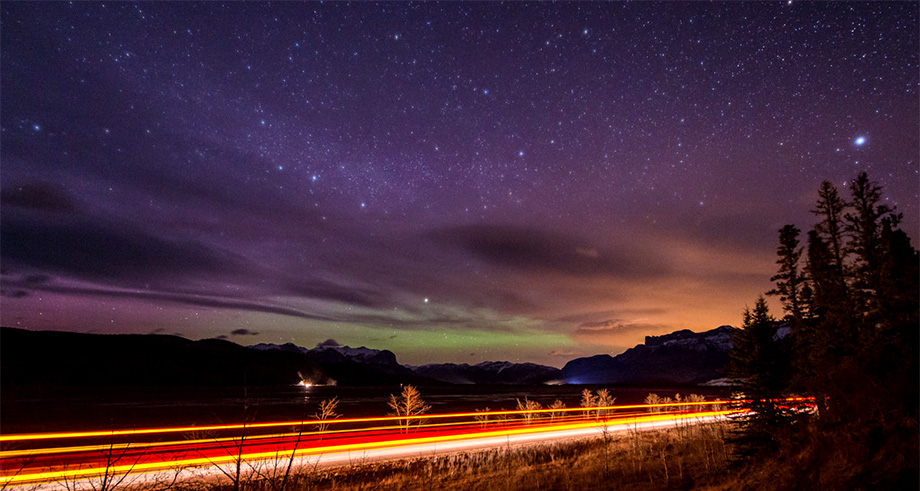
<box><xmin>1</xmin><ymin>397</ymin><xmax>813</xmax><ymax>486</ymax></box>
<box><xmin>0</xmin><ymin>410</ymin><xmax>646</xmax><ymax>459</ymax></box>
<box><xmin>0</xmin><ymin>400</ymin><xmax>737</xmax><ymax>443</ymax></box>
<box><xmin>0</xmin><ymin>408</ymin><xmax>737</xmax><ymax>485</ymax></box>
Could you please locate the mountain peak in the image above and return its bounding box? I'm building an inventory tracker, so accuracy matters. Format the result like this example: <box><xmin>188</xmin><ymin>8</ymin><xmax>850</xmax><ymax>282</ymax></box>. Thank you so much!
<box><xmin>561</xmin><ymin>325</ymin><xmax>738</xmax><ymax>385</ymax></box>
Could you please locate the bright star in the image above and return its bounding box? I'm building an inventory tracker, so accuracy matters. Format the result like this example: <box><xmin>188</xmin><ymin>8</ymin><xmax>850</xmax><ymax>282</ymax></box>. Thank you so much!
<box><xmin>518</xmin><ymin>151</ymin><xmax>524</xmax><ymax>157</ymax></box>
<box><xmin>854</xmin><ymin>136</ymin><xmax>866</xmax><ymax>146</ymax></box>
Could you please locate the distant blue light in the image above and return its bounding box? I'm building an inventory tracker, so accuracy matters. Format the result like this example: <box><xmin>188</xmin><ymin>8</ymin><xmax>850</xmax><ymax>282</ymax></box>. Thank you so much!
<box><xmin>854</xmin><ymin>136</ymin><xmax>866</xmax><ymax>146</ymax></box>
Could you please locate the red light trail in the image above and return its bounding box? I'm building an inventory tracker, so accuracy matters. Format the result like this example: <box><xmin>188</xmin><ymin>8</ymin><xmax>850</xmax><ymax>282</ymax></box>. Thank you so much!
<box><xmin>0</xmin><ymin>398</ymin><xmax>812</xmax><ymax>488</ymax></box>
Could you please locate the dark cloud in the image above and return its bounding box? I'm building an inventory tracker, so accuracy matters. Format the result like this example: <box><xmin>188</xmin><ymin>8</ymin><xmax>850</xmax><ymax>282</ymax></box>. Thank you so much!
<box><xmin>316</xmin><ymin>338</ymin><xmax>340</xmax><ymax>347</ymax></box>
<box><xmin>0</xmin><ymin>280</ymin><xmax>338</xmax><ymax>322</ymax></box>
<box><xmin>279</xmin><ymin>280</ymin><xmax>384</xmax><ymax>309</ymax></box>
<box><xmin>572</xmin><ymin>319</ymin><xmax>669</xmax><ymax>347</ymax></box>
<box><xmin>553</xmin><ymin>309</ymin><xmax>669</xmax><ymax>324</ymax></box>
<box><xmin>0</xmin><ymin>289</ymin><xmax>28</xmax><ymax>298</ymax></box>
<box><xmin>575</xmin><ymin>319</ymin><xmax>664</xmax><ymax>333</ymax></box>
<box><xmin>0</xmin><ymin>215</ymin><xmax>243</xmax><ymax>286</ymax></box>
<box><xmin>1</xmin><ymin>182</ymin><xmax>76</xmax><ymax>213</ymax></box>
<box><xmin>22</xmin><ymin>274</ymin><xmax>52</xmax><ymax>285</ymax></box>
<box><xmin>550</xmin><ymin>349</ymin><xmax>579</xmax><ymax>357</ymax></box>
<box><xmin>430</xmin><ymin>225</ymin><xmax>668</xmax><ymax>278</ymax></box>
<box><xmin>230</xmin><ymin>328</ymin><xmax>259</xmax><ymax>336</ymax></box>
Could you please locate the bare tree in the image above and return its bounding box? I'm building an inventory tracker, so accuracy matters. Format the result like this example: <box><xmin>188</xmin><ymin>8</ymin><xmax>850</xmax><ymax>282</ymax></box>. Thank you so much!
<box><xmin>387</xmin><ymin>385</ymin><xmax>430</xmax><ymax>433</ymax></box>
<box><xmin>548</xmin><ymin>399</ymin><xmax>566</xmax><ymax>423</ymax></box>
<box><xmin>516</xmin><ymin>398</ymin><xmax>542</xmax><ymax>424</ymax></box>
<box><xmin>58</xmin><ymin>436</ymin><xmax>147</xmax><ymax>491</ymax></box>
<box><xmin>645</xmin><ymin>393</ymin><xmax>662</xmax><ymax>413</ymax></box>
<box><xmin>595</xmin><ymin>389</ymin><xmax>615</xmax><ymax>420</ymax></box>
<box><xmin>1</xmin><ymin>453</ymin><xmax>39</xmax><ymax>491</ymax></box>
<box><xmin>314</xmin><ymin>397</ymin><xmax>340</xmax><ymax>436</ymax></box>
<box><xmin>260</xmin><ymin>400</ymin><xmax>339</xmax><ymax>491</ymax></box>
<box><xmin>686</xmin><ymin>393</ymin><xmax>706</xmax><ymax>413</ymax></box>
<box><xmin>474</xmin><ymin>407</ymin><xmax>492</xmax><ymax>428</ymax></box>
<box><xmin>204</xmin><ymin>389</ymin><xmax>255</xmax><ymax>491</ymax></box>
<box><xmin>580</xmin><ymin>388</ymin><xmax>598</xmax><ymax>418</ymax></box>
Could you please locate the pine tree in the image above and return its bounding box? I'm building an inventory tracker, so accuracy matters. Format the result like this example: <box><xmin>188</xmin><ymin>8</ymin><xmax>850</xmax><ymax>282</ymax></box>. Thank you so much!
<box><xmin>812</xmin><ymin>181</ymin><xmax>849</xmax><ymax>298</ymax></box>
<box><xmin>728</xmin><ymin>297</ymin><xmax>790</xmax><ymax>457</ymax></box>
<box><xmin>767</xmin><ymin>224</ymin><xmax>806</xmax><ymax>323</ymax></box>
<box><xmin>845</xmin><ymin>171</ymin><xmax>893</xmax><ymax>322</ymax></box>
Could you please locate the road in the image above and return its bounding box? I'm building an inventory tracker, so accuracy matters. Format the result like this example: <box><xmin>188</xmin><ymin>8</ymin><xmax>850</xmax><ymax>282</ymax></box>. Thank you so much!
<box><xmin>1</xmin><ymin>400</ymin><xmax>745</xmax><ymax>490</ymax></box>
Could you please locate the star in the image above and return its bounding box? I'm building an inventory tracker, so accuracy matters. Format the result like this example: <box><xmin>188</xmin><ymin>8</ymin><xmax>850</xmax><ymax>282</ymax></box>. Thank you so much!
<box><xmin>0</xmin><ymin>1</ymin><xmax>915</xmax><ymax>369</ymax></box>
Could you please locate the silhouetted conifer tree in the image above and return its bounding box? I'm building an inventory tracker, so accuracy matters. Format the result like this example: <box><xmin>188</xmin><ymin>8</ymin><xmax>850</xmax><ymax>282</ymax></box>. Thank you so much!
<box><xmin>813</xmin><ymin>180</ymin><xmax>849</xmax><ymax>295</ymax></box>
<box><xmin>728</xmin><ymin>297</ymin><xmax>790</xmax><ymax>458</ymax></box>
<box><xmin>732</xmin><ymin>172</ymin><xmax>918</xmax><ymax>486</ymax></box>
<box><xmin>767</xmin><ymin>224</ymin><xmax>806</xmax><ymax>323</ymax></box>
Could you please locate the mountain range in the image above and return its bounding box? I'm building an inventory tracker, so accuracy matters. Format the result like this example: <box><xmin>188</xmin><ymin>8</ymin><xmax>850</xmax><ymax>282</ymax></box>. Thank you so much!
<box><xmin>559</xmin><ymin>325</ymin><xmax>736</xmax><ymax>385</ymax></box>
<box><xmin>1</xmin><ymin>324</ymin><xmax>737</xmax><ymax>387</ymax></box>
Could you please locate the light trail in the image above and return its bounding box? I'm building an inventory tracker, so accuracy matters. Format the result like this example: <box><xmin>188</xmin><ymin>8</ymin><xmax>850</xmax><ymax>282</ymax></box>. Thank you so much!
<box><xmin>0</xmin><ymin>397</ymin><xmax>813</xmax><ymax>488</ymax></box>
<box><xmin>0</xmin><ymin>399</ymin><xmax>734</xmax><ymax>442</ymax></box>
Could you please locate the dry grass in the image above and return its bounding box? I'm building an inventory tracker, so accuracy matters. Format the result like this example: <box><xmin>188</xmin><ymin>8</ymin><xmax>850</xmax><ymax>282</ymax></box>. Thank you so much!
<box><xmin>708</xmin><ymin>416</ymin><xmax>920</xmax><ymax>491</ymax></box>
<box><xmin>194</xmin><ymin>421</ymin><xmax>734</xmax><ymax>491</ymax></box>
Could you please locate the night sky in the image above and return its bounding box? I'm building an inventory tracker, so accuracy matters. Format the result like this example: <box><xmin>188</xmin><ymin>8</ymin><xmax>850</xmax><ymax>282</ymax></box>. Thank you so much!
<box><xmin>1</xmin><ymin>2</ymin><xmax>917</xmax><ymax>367</ymax></box>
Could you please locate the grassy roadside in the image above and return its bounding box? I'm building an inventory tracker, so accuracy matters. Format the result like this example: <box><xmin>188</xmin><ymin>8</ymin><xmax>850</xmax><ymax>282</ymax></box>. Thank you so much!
<box><xmin>194</xmin><ymin>420</ymin><xmax>733</xmax><ymax>491</ymax></box>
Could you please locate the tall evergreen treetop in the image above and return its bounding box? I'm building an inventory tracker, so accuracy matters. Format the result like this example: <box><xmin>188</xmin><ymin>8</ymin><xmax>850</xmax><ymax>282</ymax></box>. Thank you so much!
<box><xmin>767</xmin><ymin>224</ymin><xmax>805</xmax><ymax>323</ymax></box>
<box><xmin>812</xmin><ymin>180</ymin><xmax>849</xmax><ymax>293</ymax></box>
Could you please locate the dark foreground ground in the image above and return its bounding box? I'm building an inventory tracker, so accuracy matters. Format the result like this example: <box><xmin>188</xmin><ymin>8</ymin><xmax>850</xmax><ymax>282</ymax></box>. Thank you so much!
<box><xmin>190</xmin><ymin>417</ymin><xmax>917</xmax><ymax>491</ymax></box>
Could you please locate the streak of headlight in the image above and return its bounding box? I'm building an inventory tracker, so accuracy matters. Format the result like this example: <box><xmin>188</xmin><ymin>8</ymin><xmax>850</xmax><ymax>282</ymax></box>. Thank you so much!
<box><xmin>1</xmin><ymin>398</ymin><xmax>813</xmax><ymax>484</ymax></box>
<box><xmin>0</xmin><ymin>410</ymin><xmax>662</xmax><ymax>458</ymax></box>
<box><xmin>0</xmin><ymin>409</ymin><xmax>738</xmax><ymax>484</ymax></box>
<box><xmin>0</xmin><ymin>400</ymin><xmax>743</xmax><ymax>442</ymax></box>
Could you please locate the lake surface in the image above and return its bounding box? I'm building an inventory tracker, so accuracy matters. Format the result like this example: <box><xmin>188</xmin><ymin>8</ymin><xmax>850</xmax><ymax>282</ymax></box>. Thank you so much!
<box><xmin>1</xmin><ymin>384</ymin><xmax>730</xmax><ymax>434</ymax></box>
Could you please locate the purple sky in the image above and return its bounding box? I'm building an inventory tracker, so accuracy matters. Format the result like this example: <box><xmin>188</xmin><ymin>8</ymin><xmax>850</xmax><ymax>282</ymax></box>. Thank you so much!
<box><xmin>1</xmin><ymin>2</ymin><xmax>917</xmax><ymax>366</ymax></box>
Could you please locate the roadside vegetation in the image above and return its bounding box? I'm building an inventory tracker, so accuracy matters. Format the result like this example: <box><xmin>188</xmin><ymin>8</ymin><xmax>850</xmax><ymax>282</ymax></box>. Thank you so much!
<box><xmin>726</xmin><ymin>172</ymin><xmax>919</xmax><ymax>489</ymax></box>
<box><xmin>194</xmin><ymin>419</ymin><xmax>733</xmax><ymax>491</ymax></box>
<box><xmin>8</xmin><ymin>172</ymin><xmax>914</xmax><ymax>490</ymax></box>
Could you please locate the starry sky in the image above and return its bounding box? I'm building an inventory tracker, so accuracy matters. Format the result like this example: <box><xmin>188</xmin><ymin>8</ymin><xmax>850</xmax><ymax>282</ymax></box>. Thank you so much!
<box><xmin>1</xmin><ymin>2</ymin><xmax>917</xmax><ymax>367</ymax></box>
